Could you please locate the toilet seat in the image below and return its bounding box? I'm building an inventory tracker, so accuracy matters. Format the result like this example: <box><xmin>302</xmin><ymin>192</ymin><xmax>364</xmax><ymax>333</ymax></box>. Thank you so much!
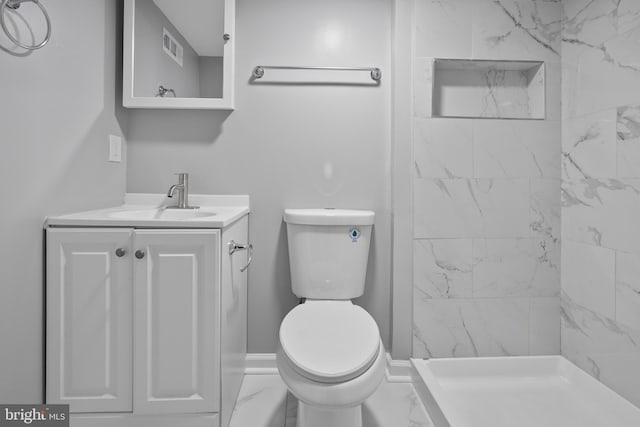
<box><xmin>279</xmin><ymin>300</ymin><xmax>380</xmax><ymax>384</ymax></box>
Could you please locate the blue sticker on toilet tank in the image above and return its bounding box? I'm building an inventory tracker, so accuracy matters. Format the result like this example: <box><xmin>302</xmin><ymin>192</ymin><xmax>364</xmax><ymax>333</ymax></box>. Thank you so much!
<box><xmin>349</xmin><ymin>228</ymin><xmax>360</xmax><ymax>242</ymax></box>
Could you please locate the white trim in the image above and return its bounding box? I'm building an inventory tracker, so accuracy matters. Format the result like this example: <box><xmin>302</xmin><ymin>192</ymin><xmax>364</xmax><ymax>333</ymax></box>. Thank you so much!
<box><xmin>390</xmin><ymin>0</ymin><xmax>415</xmax><ymax>359</ymax></box>
<box><xmin>385</xmin><ymin>353</ymin><xmax>413</xmax><ymax>383</ymax></box>
<box><xmin>122</xmin><ymin>0</ymin><xmax>235</xmax><ymax>110</ymax></box>
<box><xmin>410</xmin><ymin>359</ymin><xmax>450</xmax><ymax>427</ymax></box>
<box><xmin>245</xmin><ymin>353</ymin><xmax>279</xmax><ymax>375</ymax></box>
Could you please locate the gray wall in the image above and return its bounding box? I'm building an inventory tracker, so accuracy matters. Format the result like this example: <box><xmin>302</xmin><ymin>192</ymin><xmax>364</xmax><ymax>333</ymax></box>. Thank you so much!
<box><xmin>134</xmin><ymin>0</ymin><xmax>200</xmax><ymax>97</ymax></box>
<box><xmin>199</xmin><ymin>56</ymin><xmax>223</xmax><ymax>98</ymax></box>
<box><xmin>0</xmin><ymin>0</ymin><xmax>127</xmax><ymax>402</ymax></box>
<box><xmin>126</xmin><ymin>0</ymin><xmax>392</xmax><ymax>353</ymax></box>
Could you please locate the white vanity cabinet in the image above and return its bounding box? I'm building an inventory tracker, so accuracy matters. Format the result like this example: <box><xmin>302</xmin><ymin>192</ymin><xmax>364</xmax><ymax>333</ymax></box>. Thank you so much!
<box><xmin>45</xmin><ymin>209</ymin><xmax>248</xmax><ymax>427</ymax></box>
<box><xmin>46</xmin><ymin>228</ymin><xmax>134</xmax><ymax>413</ymax></box>
<box><xmin>133</xmin><ymin>230</ymin><xmax>220</xmax><ymax>416</ymax></box>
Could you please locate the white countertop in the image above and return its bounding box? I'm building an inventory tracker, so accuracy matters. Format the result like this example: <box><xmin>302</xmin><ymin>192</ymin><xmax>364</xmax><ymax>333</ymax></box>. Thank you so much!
<box><xmin>46</xmin><ymin>194</ymin><xmax>250</xmax><ymax>228</ymax></box>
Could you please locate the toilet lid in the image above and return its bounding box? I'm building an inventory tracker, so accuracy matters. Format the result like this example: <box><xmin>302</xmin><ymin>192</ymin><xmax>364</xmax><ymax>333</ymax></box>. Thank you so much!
<box><xmin>279</xmin><ymin>301</ymin><xmax>380</xmax><ymax>383</ymax></box>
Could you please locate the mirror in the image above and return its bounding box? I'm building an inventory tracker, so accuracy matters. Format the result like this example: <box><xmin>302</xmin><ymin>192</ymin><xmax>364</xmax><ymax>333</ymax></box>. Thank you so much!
<box><xmin>123</xmin><ymin>0</ymin><xmax>235</xmax><ymax>110</ymax></box>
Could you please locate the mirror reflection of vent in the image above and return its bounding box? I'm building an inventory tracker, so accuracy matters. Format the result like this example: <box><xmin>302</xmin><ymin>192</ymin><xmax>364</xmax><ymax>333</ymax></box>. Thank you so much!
<box><xmin>162</xmin><ymin>28</ymin><xmax>183</xmax><ymax>67</ymax></box>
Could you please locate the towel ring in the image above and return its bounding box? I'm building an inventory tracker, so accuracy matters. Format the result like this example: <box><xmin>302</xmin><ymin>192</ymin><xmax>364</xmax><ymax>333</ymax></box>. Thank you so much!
<box><xmin>155</xmin><ymin>85</ymin><xmax>176</xmax><ymax>97</ymax></box>
<box><xmin>228</xmin><ymin>240</ymin><xmax>253</xmax><ymax>273</ymax></box>
<box><xmin>1</xmin><ymin>0</ymin><xmax>51</xmax><ymax>50</ymax></box>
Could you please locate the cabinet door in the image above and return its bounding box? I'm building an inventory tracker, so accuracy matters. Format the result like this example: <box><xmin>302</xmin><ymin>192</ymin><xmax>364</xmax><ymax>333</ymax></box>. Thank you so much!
<box><xmin>133</xmin><ymin>230</ymin><xmax>220</xmax><ymax>415</ymax></box>
<box><xmin>46</xmin><ymin>228</ymin><xmax>133</xmax><ymax>413</ymax></box>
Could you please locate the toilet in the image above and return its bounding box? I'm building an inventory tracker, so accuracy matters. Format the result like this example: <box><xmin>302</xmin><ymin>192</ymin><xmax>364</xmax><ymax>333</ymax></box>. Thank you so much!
<box><xmin>277</xmin><ymin>208</ymin><xmax>386</xmax><ymax>427</ymax></box>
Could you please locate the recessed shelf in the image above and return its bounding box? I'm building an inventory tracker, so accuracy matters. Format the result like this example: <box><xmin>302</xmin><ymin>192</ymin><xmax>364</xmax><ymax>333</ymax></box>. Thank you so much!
<box><xmin>431</xmin><ymin>59</ymin><xmax>545</xmax><ymax>120</ymax></box>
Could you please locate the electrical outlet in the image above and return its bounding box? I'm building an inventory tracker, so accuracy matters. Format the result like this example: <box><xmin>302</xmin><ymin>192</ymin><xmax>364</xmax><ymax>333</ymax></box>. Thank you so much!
<box><xmin>109</xmin><ymin>135</ymin><xmax>122</xmax><ymax>163</ymax></box>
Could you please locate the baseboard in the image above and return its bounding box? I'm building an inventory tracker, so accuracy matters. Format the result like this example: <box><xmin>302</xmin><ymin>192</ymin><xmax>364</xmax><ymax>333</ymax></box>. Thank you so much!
<box><xmin>385</xmin><ymin>353</ymin><xmax>413</xmax><ymax>383</ymax></box>
<box><xmin>245</xmin><ymin>353</ymin><xmax>278</xmax><ymax>375</ymax></box>
<box><xmin>244</xmin><ymin>352</ymin><xmax>414</xmax><ymax>383</ymax></box>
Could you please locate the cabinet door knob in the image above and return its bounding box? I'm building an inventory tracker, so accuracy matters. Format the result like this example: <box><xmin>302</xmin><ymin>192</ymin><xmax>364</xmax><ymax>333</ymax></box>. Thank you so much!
<box><xmin>135</xmin><ymin>250</ymin><xmax>145</xmax><ymax>259</ymax></box>
<box><xmin>115</xmin><ymin>248</ymin><xmax>126</xmax><ymax>257</ymax></box>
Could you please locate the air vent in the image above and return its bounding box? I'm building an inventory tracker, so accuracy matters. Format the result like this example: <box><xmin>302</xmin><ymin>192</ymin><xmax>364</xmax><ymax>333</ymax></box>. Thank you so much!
<box><xmin>162</xmin><ymin>28</ymin><xmax>183</xmax><ymax>67</ymax></box>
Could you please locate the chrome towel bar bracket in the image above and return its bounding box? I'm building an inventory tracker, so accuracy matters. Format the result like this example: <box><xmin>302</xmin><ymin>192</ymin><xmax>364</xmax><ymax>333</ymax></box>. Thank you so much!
<box><xmin>252</xmin><ymin>65</ymin><xmax>382</xmax><ymax>82</ymax></box>
<box><xmin>229</xmin><ymin>240</ymin><xmax>253</xmax><ymax>272</ymax></box>
<box><xmin>1</xmin><ymin>0</ymin><xmax>51</xmax><ymax>50</ymax></box>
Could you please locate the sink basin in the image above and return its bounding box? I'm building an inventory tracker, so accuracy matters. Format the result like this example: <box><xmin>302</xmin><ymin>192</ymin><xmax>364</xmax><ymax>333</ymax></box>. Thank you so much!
<box><xmin>45</xmin><ymin>194</ymin><xmax>249</xmax><ymax>228</ymax></box>
<box><xmin>108</xmin><ymin>208</ymin><xmax>216</xmax><ymax>220</ymax></box>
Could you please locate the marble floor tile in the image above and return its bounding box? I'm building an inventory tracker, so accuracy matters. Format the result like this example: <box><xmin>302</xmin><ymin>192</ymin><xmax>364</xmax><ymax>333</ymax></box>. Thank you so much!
<box><xmin>362</xmin><ymin>381</ymin><xmax>434</xmax><ymax>427</ymax></box>
<box><xmin>229</xmin><ymin>376</ymin><xmax>434</xmax><ymax>427</ymax></box>
<box><xmin>228</xmin><ymin>375</ymin><xmax>288</xmax><ymax>427</ymax></box>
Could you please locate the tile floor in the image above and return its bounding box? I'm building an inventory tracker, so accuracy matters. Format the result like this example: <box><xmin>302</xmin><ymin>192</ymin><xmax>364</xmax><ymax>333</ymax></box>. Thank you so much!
<box><xmin>228</xmin><ymin>375</ymin><xmax>435</xmax><ymax>427</ymax></box>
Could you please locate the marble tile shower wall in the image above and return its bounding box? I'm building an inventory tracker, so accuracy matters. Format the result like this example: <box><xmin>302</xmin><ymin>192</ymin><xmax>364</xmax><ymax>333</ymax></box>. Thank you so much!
<box><xmin>561</xmin><ymin>0</ymin><xmax>640</xmax><ymax>407</ymax></box>
<box><xmin>412</xmin><ymin>0</ymin><xmax>562</xmax><ymax>358</ymax></box>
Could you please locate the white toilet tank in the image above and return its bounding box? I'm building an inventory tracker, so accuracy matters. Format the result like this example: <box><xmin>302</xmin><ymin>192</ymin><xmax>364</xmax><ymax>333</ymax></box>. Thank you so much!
<box><xmin>284</xmin><ymin>208</ymin><xmax>375</xmax><ymax>300</ymax></box>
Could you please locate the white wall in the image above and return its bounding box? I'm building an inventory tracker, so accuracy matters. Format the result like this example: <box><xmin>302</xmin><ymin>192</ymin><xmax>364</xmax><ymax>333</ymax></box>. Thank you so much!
<box><xmin>126</xmin><ymin>0</ymin><xmax>392</xmax><ymax>353</ymax></box>
<box><xmin>0</xmin><ymin>1</ymin><xmax>127</xmax><ymax>402</ymax></box>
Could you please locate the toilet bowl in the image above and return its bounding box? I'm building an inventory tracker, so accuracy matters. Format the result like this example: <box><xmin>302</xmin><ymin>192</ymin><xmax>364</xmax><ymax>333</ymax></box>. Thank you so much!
<box><xmin>278</xmin><ymin>209</ymin><xmax>384</xmax><ymax>427</ymax></box>
<box><xmin>277</xmin><ymin>301</ymin><xmax>385</xmax><ymax>427</ymax></box>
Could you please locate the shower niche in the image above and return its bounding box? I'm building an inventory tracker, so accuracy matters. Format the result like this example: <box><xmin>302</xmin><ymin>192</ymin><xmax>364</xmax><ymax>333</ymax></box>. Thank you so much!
<box><xmin>430</xmin><ymin>59</ymin><xmax>545</xmax><ymax>120</ymax></box>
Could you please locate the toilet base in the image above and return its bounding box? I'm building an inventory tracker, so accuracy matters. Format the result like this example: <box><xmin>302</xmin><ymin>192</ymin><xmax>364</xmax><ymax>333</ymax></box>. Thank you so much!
<box><xmin>296</xmin><ymin>402</ymin><xmax>362</xmax><ymax>427</ymax></box>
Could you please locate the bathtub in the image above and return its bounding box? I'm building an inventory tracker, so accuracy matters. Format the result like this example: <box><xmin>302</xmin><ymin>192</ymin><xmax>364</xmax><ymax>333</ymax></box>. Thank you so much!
<box><xmin>411</xmin><ymin>356</ymin><xmax>640</xmax><ymax>427</ymax></box>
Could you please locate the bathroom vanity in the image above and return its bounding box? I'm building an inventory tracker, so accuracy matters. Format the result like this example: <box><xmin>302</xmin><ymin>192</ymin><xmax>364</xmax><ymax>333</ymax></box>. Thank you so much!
<box><xmin>44</xmin><ymin>194</ymin><xmax>250</xmax><ymax>427</ymax></box>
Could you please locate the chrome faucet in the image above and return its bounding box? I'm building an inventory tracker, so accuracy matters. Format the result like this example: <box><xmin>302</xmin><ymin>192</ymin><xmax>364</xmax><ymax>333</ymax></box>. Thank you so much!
<box><xmin>167</xmin><ymin>173</ymin><xmax>198</xmax><ymax>209</ymax></box>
